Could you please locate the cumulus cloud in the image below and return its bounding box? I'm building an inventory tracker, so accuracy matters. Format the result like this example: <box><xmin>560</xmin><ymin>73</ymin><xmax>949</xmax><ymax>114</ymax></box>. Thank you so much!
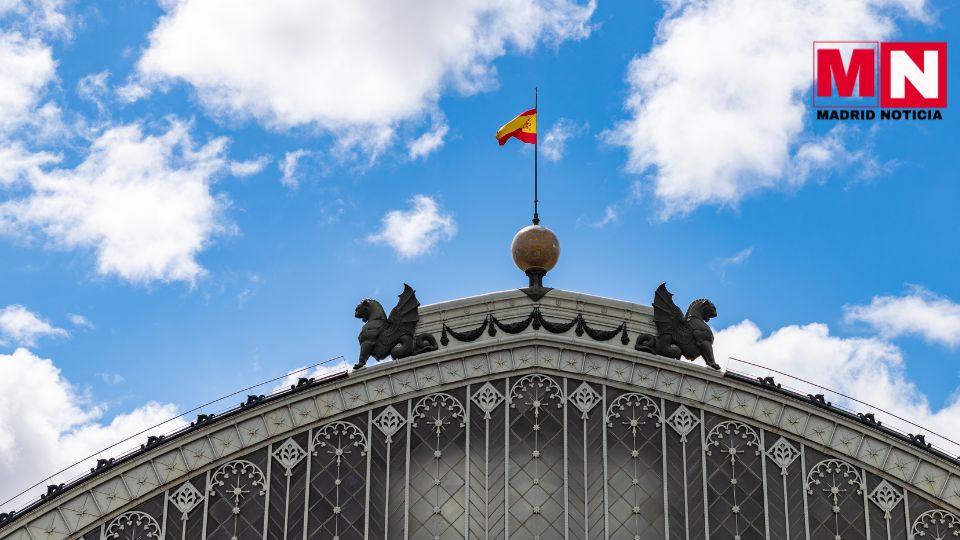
<box><xmin>0</xmin><ymin>348</ymin><xmax>181</xmax><ymax>505</ymax></box>
<box><xmin>844</xmin><ymin>285</ymin><xmax>960</xmax><ymax>348</ymax></box>
<box><xmin>608</xmin><ymin>0</ymin><xmax>927</xmax><ymax>218</ymax></box>
<box><xmin>0</xmin><ymin>31</ymin><xmax>55</xmax><ymax>135</ymax></box>
<box><xmin>716</xmin><ymin>320</ymin><xmax>960</xmax><ymax>449</ymax></box>
<box><xmin>0</xmin><ymin>305</ymin><xmax>67</xmax><ymax>346</ymax></box>
<box><xmin>131</xmin><ymin>0</ymin><xmax>595</xmax><ymax>154</ymax></box>
<box><xmin>279</xmin><ymin>149</ymin><xmax>309</xmax><ymax>188</ymax></box>
<box><xmin>408</xmin><ymin>122</ymin><xmax>449</xmax><ymax>160</ymax></box>
<box><xmin>540</xmin><ymin>118</ymin><xmax>583</xmax><ymax>162</ymax></box>
<box><xmin>367</xmin><ymin>195</ymin><xmax>456</xmax><ymax>259</ymax></box>
<box><xmin>0</xmin><ymin>120</ymin><xmax>232</xmax><ymax>284</ymax></box>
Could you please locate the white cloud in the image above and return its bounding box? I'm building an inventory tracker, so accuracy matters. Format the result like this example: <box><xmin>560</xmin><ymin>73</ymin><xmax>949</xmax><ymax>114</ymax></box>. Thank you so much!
<box><xmin>607</xmin><ymin>0</ymin><xmax>927</xmax><ymax>218</ymax></box>
<box><xmin>76</xmin><ymin>70</ymin><xmax>110</xmax><ymax>113</ymax></box>
<box><xmin>367</xmin><ymin>195</ymin><xmax>456</xmax><ymax>259</ymax></box>
<box><xmin>66</xmin><ymin>313</ymin><xmax>93</xmax><ymax>329</ymax></box>
<box><xmin>0</xmin><ymin>0</ymin><xmax>69</xmax><ymax>36</ymax></box>
<box><xmin>0</xmin><ymin>305</ymin><xmax>67</xmax><ymax>346</ymax></box>
<box><xmin>844</xmin><ymin>285</ymin><xmax>960</xmax><ymax>349</ymax></box>
<box><xmin>229</xmin><ymin>155</ymin><xmax>270</xmax><ymax>177</ymax></box>
<box><xmin>0</xmin><ymin>348</ymin><xmax>181</xmax><ymax>505</ymax></box>
<box><xmin>711</xmin><ymin>246</ymin><xmax>753</xmax><ymax>277</ymax></box>
<box><xmin>0</xmin><ymin>31</ymin><xmax>55</xmax><ymax>135</ymax></box>
<box><xmin>0</xmin><ymin>120</ymin><xmax>232</xmax><ymax>284</ymax></box>
<box><xmin>716</xmin><ymin>319</ymin><xmax>960</xmax><ymax>450</ymax></box>
<box><xmin>131</xmin><ymin>0</ymin><xmax>595</xmax><ymax>154</ymax></box>
<box><xmin>540</xmin><ymin>118</ymin><xmax>583</xmax><ymax>162</ymax></box>
<box><xmin>588</xmin><ymin>205</ymin><xmax>618</xmax><ymax>228</ymax></box>
<box><xmin>279</xmin><ymin>149</ymin><xmax>309</xmax><ymax>188</ymax></box>
<box><xmin>408</xmin><ymin>122</ymin><xmax>449</xmax><ymax>160</ymax></box>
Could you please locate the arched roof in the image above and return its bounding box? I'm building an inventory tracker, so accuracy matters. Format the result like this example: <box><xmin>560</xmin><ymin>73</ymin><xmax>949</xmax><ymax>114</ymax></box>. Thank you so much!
<box><xmin>2</xmin><ymin>288</ymin><xmax>959</xmax><ymax>539</ymax></box>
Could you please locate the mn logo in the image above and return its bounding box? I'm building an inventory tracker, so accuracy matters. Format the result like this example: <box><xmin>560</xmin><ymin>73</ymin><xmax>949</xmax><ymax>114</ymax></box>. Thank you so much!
<box><xmin>813</xmin><ymin>41</ymin><xmax>947</xmax><ymax>108</ymax></box>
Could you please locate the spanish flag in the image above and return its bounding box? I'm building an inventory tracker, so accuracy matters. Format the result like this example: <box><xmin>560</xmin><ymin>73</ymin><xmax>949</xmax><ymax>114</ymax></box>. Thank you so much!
<box><xmin>496</xmin><ymin>108</ymin><xmax>537</xmax><ymax>145</ymax></box>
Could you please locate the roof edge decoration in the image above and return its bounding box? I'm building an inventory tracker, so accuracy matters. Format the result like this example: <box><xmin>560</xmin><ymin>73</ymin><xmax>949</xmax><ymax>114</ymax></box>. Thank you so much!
<box><xmin>2</xmin><ymin>286</ymin><xmax>959</xmax><ymax>539</ymax></box>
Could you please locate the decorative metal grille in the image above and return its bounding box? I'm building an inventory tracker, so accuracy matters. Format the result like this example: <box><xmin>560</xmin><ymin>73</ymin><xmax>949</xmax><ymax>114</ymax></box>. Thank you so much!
<box><xmin>409</xmin><ymin>392</ymin><xmax>466</xmax><ymax>540</ymax></box>
<box><xmin>509</xmin><ymin>374</ymin><xmax>565</xmax><ymax>540</ymax></box>
<box><xmin>104</xmin><ymin>510</ymin><xmax>161</xmax><ymax>539</ymax></box>
<box><xmin>705</xmin><ymin>420</ymin><xmax>763</xmax><ymax>540</ymax></box>
<box><xmin>912</xmin><ymin>509</ymin><xmax>960</xmax><ymax>539</ymax></box>
<box><xmin>606</xmin><ymin>392</ymin><xmax>663</xmax><ymax>540</ymax></box>
<box><xmin>207</xmin><ymin>459</ymin><xmax>267</xmax><ymax>540</ymax></box>
<box><xmin>49</xmin><ymin>374</ymin><xmax>960</xmax><ymax>540</ymax></box>
<box><xmin>308</xmin><ymin>421</ymin><xmax>368</xmax><ymax>539</ymax></box>
<box><xmin>805</xmin><ymin>458</ymin><xmax>865</xmax><ymax>540</ymax></box>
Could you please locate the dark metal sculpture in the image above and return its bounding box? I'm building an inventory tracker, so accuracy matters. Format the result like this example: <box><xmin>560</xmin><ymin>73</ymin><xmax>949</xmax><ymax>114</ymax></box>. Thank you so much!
<box><xmin>635</xmin><ymin>283</ymin><xmax>720</xmax><ymax>370</ymax></box>
<box><xmin>355</xmin><ymin>284</ymin><xmax>438</xmax><ymax>369</ymax></box>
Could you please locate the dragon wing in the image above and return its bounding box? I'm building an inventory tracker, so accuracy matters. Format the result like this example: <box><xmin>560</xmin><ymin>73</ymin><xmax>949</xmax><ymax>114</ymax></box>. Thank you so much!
<box><xmin>652</xmin><ymin>283</ymin><xmax>687</xmax><ymax>336</ymax></box>
<box><xmin>378</xmin><ymin>284</ymin><xmax>421</xmax><ymax>346</ymax></box>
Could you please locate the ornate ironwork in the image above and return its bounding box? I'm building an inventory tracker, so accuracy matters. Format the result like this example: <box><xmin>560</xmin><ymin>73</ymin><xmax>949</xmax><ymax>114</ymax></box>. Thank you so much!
<box><xmin>666</xmin><ymin>404</ymin><xmax>699</xmax><ymax>442</ymax></box>
<box><xmin>765</xmin><ymin>436</ymin><xmax>800</xmax><ymax>476</ymax></box>
<box><xmin>568</xmin><ymin>381</ymin><xmax>601</xmax><ymax>419</ymax></box>
<box><xmin>912</xmin><ymin>509</ymin><xmax>960</xmax><ymax>539</ymax></box>
<box><xmin>273</xmin><ymin>437</ymin><xmax>307</xmax><ymax>475</ymax></box>
<box><xmin>105</xmin><ymin>510</ymin><xmax>161</xmax><ymax>539</ymax></box>
<box><xmin>868</xmin><ymin>479</ymin><xmax>903</xmax><ymax>519</ymax></box>
<box><xmin>471</xmin><ymin>382</ymin><xmax>505</xmax><ymax>419</ymax></box>
<box><xmin>169</xmin><ymin>481</ymin><xmax>203</xmax><ymax>521</ymax></box>
<box><xmin>373</xmin><ymin>405</ymin><xmax>406</xmax><ymax>443</ymax></box>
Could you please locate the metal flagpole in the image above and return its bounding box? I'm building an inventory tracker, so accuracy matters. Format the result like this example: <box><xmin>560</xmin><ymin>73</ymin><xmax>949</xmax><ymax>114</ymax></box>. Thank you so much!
<box><xmin>533</xmin><ymin>87</ymin><xmax>539</xmax><ymax>225</ymax></box>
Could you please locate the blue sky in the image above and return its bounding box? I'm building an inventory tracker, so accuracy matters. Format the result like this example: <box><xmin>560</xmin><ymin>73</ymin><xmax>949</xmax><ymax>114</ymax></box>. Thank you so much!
<box><xmin>0</xmin><ymin>0</ymin><xmax>958</xmax><ymax>507</ymax></box>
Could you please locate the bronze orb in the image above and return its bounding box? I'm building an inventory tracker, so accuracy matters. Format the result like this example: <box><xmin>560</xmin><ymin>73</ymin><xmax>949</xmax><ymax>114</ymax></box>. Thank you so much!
<box><xmin>511</xmin><ymin>224</ymin><xmax>560</xmax><ymax>274</ymax></box>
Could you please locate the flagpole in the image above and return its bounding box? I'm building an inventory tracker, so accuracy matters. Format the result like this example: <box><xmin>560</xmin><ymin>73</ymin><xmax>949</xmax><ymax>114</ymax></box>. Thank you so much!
<box><xmin>533</xmin><ymin>87</ymin><xmax>539</xmax><ymax>225</ymax></box>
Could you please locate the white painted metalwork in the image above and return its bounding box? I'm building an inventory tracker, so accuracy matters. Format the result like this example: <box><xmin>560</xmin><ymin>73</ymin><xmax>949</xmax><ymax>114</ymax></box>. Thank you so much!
<box><xmin>766</xmin><ymin>436</ymin><xmax>800</xmax><ymax>540</ymax></box>
<box><xmin>668</xmin><ymin>404</ymin><xmax>700</xmax><ymax>540</ymax></box>
<box><xmin>870</xmin><ymin>479</ymin><xmax>903</xmax><ymax>540</ymax></box>
<box><xmin>911</xmin><ymin>509</ymin><xmax>960</xmax><ymax>539</ymax></box>
<box><xmin>705</xmin><ymin>420</ymin><xmax>761</xmax><ymax>540</ymax></box>
<box><xmin>805</xmin><ymin>458</ymin><xmax>864</xmax><ymax>540</ymax></box>
<box><xmin>104</xmin><ymin>510</ymin><xmax>160</xmax><ymax>539</ymax></box>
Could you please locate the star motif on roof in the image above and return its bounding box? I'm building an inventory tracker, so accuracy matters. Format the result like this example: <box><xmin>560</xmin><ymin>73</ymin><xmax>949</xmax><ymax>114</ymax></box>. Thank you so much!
<box><xmin>373</xmin><ymin>384</ymin><xmax>387</xmax><ymax>397</ymax></box>
<box><xmin>760</xmin><ymin>407</ymin><xmax>775</xmax><ymax>419</ymax></box>
<box><xmin>613</xmin><ymin>366</ymin><xmax>626</xmax><ymax>378</ymax></box>
<box><xmin>786</xmin><ymin>416</ymin><xmax>800</xmax><ymax>426</ymax></box>
<box><xmin>421</xmin><ymin>373</ymin><xmax>436</xmax><ymax>383</ymax></box>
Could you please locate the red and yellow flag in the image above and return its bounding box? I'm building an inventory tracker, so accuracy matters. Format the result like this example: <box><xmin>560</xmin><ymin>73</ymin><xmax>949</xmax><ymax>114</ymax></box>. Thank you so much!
<box><xmin>496</xmin><ymin>108</ymin><xmax>537</xmax><ymax>145</ymax></box>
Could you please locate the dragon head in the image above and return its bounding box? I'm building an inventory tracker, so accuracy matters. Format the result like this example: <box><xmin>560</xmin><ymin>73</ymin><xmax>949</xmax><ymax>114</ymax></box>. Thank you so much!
<box><xmin>355</xmin><ymin>299</ymin><xmax>385</xmax><ymax>322</ymax></box>
<box><xmin>687</xmin><ymin>299</ymin><xmax>717</xmax><ymax>322</ymax></box>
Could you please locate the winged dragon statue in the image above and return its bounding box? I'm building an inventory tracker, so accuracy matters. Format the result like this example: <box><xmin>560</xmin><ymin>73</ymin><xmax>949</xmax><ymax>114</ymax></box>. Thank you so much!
<box><xmin>354</xmin><ymin>284</ymin><xmax>438</xmax><ymax>369</ymax></box>
<box><xmin>636</xmin><ymin>283</ymin><xmax>720</xmax><ymax>370</ymax></box>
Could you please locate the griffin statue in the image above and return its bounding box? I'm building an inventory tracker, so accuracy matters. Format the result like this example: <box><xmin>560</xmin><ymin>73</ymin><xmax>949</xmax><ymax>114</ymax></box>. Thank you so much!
<box><xmin>636</xmin><ymin>283</ymin><xmax>720</xmax><ymax>370</ymax></box>
<box><xmin>354</xmin><ymin>284</ymin><xmax>438</xmax><ymax>370</ymax></box>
